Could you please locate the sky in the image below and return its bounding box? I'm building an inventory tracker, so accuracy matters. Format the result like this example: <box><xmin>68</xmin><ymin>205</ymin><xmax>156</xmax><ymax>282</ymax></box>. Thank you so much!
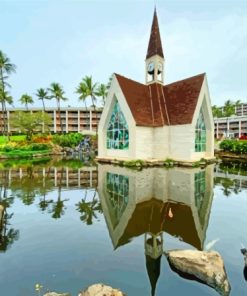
<box><xmin>1</xmin><ymin>0</ymin><xmax>246</xmax><ymax>108</ymax></box>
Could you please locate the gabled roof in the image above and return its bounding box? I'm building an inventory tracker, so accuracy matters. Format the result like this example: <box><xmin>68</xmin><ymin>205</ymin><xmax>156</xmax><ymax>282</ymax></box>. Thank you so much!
<box><xmin>146</xmin><ymin>9</ymin><xmax>164</xmax><ymax>59</ymax></box>
<box><xmin>115</xmin><ymin>73</ymin><xmax>205</xmax><ymax>126</ymax></box>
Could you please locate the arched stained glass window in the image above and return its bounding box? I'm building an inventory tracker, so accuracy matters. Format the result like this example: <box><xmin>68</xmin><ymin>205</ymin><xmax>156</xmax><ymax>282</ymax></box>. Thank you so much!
<box><xmin>106</xmin><ymin>172</ymin><xmax>129</xmax><ymax>228</ymax></box>
<box><xmin>195</xmin><ymin>109</ymin><xmax>206</xmax><ymax>152</ymax></box>
<box><xmin>107</xmin><ymin>100</ymin><xmax>129</xmax><ymax>150</ymax></box>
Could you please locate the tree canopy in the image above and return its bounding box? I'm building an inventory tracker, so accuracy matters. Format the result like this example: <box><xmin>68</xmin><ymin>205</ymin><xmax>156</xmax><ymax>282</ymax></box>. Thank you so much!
<box><xmin>10</xmin><ymin>111</ymin><xmax>51</xmax><ymax>140</ymax></box>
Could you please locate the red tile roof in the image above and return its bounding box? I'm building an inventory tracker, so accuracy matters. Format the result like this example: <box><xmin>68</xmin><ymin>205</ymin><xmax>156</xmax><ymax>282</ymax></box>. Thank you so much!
<box><xmin>115</xmin><ymin>73</ymin><xmax>205</xmax><ymax>126</ymax></box>
<box><xmin>115</xmin><ymin>198</ymin><xmax>203</xmax><ymax>250</ymax></box>
<box><xmin>146</xmin><ymin>9</ymin><xmax>164</xmax><ymax>59</ymax></box>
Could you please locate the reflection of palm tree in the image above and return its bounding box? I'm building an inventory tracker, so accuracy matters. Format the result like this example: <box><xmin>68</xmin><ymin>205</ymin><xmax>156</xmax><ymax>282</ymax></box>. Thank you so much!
<box><xmin>76</xmin><ymin>189</ymin><xmax>102</xmax><ymax>225</ymax></box>
<box><xmin>20</xmin><ymin>192</ymin><xmax>36</xmax><ymax>205</ymax></box>
<box><xmin>11</xmin><ymin>166</ymin><xmax>53</xmax><ymax>206</ymax></box>
<box><xmin>221</xmin><ymin>178</ymin><xmax>234</xmax><ymax>197</ymax></box>
<box><xmin>38</xmin><ymin>194</ymin><xmax>53</xmax><ymax>212</ymax></box>
<box><xmin>38</xmin><ymin>175</ymin><xmax>54</xmax><ymax>213</ymax></box>
<box><xmin>50</xmin><ymin>168</ymin><xmax>68</xmax><ymax>219</ymax></box>
<box><xmin>51</xmin><ymin>199</ymin><xmax>66</xmax><ymax>219</ymax></box>
<box><xmin>0</xmin><ymin>212</ymin><xmax>19</xmax><ymax>251</ymax></box>
<box><xmin>0</xmin><ymin>171</ymin><xmax>19</xmax><ymax>252</ymax></box>
<box><xmin>11</xmin><ymin>166</ymin><xmax>37</xmax><ymax>205</ymax></box>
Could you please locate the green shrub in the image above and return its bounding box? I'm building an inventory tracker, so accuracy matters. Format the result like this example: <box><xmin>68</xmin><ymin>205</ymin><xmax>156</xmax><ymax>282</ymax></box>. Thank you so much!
<box><xmin>28</xmin><ymin>143</ymin><xmax>51</xmax><ymax>151</ymax></box>
<box><xmin>164</xmin><ymin>158</ymin><xmax>174</xmax><ymax>167</ymax></box>
<box><xmin>219</xmin><ymin>140</ymin><xmax>247</xmax><ymax>154</ymax></box>
<box><xmin>52</xmin><ymin>133</ymin><xmax>84</xmax><ymax>148</ymax></box>
<box><xmin>1</xmin><ymin>145</ymin><xmax>14</xmax><ymax>152</ymax></box>
<box><xmin>124</xmin><ymin>159</ymin><xmax>143</xmax><ymax>168</ymax></box>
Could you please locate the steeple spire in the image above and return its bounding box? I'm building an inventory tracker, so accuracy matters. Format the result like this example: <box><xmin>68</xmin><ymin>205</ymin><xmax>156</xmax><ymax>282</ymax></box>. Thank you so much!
<box><xmin>146</xmin><ymin>8</ymin><xmax>164</xmax><ymax>59</ymax></box>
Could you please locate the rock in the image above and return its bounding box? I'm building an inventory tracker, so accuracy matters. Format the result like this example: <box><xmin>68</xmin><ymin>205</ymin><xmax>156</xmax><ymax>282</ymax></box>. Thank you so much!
<box><xmin>166</xmin><ymin>250</ymin><xmax>231</xmax><ymax>296</ymax></box>
<box><xmin>79</xmin><ymin>283</ymin><xmax>125</xmax><ymax>296</ymax></box>
<box><xmin>241</xmin><ymin>248</ymin><xmax>247</xmax><ymax>266</ymax></box>
<box><xmin>43</xmin><ymin>293</ymin><xmax>70</xmax><ymax>296</ymax></box>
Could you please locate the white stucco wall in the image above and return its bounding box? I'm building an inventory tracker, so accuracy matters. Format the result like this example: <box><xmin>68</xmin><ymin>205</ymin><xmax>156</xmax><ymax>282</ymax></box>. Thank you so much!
<box><xmin>153</xmin><ymin>127</ymin><xmax>169</xmax><ymax>159</ymax></box>
<box><xmin>135</xmin><ymin>126</ymin><xmax>154</xmax><ymax>159</ymax></box>
<box><xmin>169</xmin><ymin>124</ymin><xmax>194</xmax><ymax>160</ymax></box>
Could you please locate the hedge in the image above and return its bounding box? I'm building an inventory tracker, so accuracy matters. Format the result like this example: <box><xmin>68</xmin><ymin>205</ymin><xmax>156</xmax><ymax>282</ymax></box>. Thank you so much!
<box><xmin>219</xmin><ymin>140</ymin><xmax>247</xmax><ymax>154</ymax></box>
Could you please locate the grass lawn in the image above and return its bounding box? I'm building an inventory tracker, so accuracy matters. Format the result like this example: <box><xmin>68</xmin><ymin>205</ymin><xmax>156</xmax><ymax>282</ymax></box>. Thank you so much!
<box><xmin>0</xmin><ymin>135</ymin><xmax>26</xmax><ymax>144</ymax></box>
<box><xmin>0</xmin><ymin>149</ymin><xmax>52</xmax><ymax>159</ymax></box>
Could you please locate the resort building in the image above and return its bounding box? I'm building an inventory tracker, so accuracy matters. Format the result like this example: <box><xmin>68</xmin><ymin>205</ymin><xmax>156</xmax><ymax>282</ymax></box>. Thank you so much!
<box><xmin>0</xmin><ymin>166</ymin><xmax>98</xmax><ymax>190</ymax></box>
<box><xmin>235</xmin><ymin>103</ymin><xmax>247</xmax><ymax>117</ymax></box>
<box><xmin>0</xmin><ymin>107</ymin><xmax>102</xmax><ymax>134</ymax></box>
<box><xmin>214</xmin><ymin>115</ymin><xmax>247</xmax><ymax>139</ymax></box>
<box><xmin>98</xmin><ymin>9</ymin><xmax>214</xmax><ymax>162</ymax></box>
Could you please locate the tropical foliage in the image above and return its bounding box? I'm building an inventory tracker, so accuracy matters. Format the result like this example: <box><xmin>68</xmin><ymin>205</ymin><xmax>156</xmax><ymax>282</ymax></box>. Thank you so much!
<box><xmin>10</xmin><ymin>111</ymin><xmax>51</xmax><ymax>140</ymax></box>
<box><xmin>0</xmin><ymin>50</ymin><xmax>16</xmax><ymax>135</ymax></box>
<box><xmin>0</xmin><ymin>49</ymin><xmax>112</xmax><ymax>137</ymax></box>
<box><xmin>219</xmin><ymin>140</ymin><xmax>247</xmax><ymax>154</ymax></box>
<box><xmin>212</xmin><ymin>100</ymin><xmax>242</xmax><ymax>118</ymax></box>
<box><xmin>52</xmin><ymin>132</ymin><xmax>84</xmax><ymax>147</ymax></box>
<box><xmin>19</xmin><ymin>94</ymin><xmax>34</xmax><ymax>110</ymax></box>
<box><xmin>35</xmin><ymin>88</ymin><xmax>49</xmax><ymax>111</ymax></box>
<box><xmin>48</xmin><ymin>83</ymin><xmax>67</xmax><ymax>133</ymax></box>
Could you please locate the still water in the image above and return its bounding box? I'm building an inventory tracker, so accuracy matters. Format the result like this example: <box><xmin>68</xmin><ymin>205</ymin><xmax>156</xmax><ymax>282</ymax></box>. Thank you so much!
<box><xmin>0</xmin><ymin>158</ymin><xmax>246</xmax><ymax>296</ymax></box>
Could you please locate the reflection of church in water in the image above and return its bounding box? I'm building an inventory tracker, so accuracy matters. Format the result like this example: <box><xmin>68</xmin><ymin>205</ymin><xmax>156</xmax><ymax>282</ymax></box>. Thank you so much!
<box><xmin>98</xmin><ymin>164</ymin><xmax>214</xmax><ymax>296</ymax></box>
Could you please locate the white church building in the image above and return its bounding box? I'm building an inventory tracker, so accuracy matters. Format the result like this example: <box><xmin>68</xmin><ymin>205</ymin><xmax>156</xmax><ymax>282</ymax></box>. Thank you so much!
<box><xmin>98</xmin><ymin>9</ymin><xmax>214</xmax><ymax>162</ymax></box>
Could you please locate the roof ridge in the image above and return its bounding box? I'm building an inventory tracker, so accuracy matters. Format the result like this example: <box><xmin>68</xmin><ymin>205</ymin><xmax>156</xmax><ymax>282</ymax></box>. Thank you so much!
<box><xmin>165</xmin><ymin>73</ymin><xmax>205</xmax><ymax>87</ymax></box>
<box><xmin>114</xmin><ymin>73</ymin><xmax>146</xmax><ymax>87</ymax></box>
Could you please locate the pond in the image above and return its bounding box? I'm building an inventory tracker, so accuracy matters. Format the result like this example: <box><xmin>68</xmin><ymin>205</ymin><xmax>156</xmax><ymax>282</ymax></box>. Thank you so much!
<box><xmin>0</xmin><ymin>158</ymin><xmax>247</xmax><ymax>296</ymax></box>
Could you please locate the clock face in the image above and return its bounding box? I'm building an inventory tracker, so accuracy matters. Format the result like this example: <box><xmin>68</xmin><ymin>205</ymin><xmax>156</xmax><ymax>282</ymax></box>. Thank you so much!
<box><xmin>148</xmin><ymin>62</ymin><xmax>154</xmax><ymax>73</ymax></box>
<box><xmin>158</xmin><ymin>63</ymin><xmax>163</xmax><ymax>72</ymax></box>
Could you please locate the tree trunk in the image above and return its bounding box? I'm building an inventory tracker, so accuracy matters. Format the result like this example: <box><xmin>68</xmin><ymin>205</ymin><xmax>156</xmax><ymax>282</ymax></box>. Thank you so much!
<box><xmin>57</xmin><ymin>99</ymin><xmax>63</xmax><ymax>133</ymax></box>
<box><xmin>0</xmin><ymin>101</ymin><xmax>4</xmax><ymax>134</ymax></box>
<box><xmin>84</xmin><ymin>100</ymin><xmax>90</xmax><ymax>131</ymax></box>
<box><xmin>42</xmin><ymin>99</ymin><xmax>46</xmax><ymax>112</ymax></box>
<box><xmin>0</xmin><ymin>70</ymin><xmax>7</xmax><ymax>136</ymax></box>
<box><xmin>91</xmin><ymin>96</ymin><xmax>98</xmax><ymax>138</ymax></box>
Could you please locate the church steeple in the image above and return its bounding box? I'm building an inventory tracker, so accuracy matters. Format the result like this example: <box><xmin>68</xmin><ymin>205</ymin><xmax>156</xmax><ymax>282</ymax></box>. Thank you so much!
<box><xmin>146</xmin><ymin>8</ymin><xmax>164</xmax><ymax>59</ymax></box>
<box><xmin>145</xmin><ymin>8</ymin><xmax>165</xmax><ymax>85</ymax></box>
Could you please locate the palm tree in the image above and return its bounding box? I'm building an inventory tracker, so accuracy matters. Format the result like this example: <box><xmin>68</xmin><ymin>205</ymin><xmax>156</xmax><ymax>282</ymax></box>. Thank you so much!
<box><xmin>81</xmin><ymin>75</ymin><xmax>98</xmax><ymax>109</ymax></box>
<box><xmin>0</xmin><ymin>87</ymin><xmax>13</xmax><ymax>137</ymax></box>
<box><xmin>75</xmin><ymin>82</ymin><xmax>90</xmax><ymax>129</ymax></box>
<box><xmin>106</xmin><ymin>74</ymin><xmax>113</xmax><ymax>90</ymax></box>
<box><xmin>212</xmin><ymin>105</ymin><xmax>223</xmax><ymax>118</ymax></box>
<box><xmin>79</xmin><ymin>76</ymin><xmax>99</xmax><ymax>134</ymax></box>
<box><xmin>48</xmin><ymin>83</ymin><xmax>67</xmax><ymax>133</ymax></box>
<box><xmin>76</xmin><ymin>76</ymin><xmax>98</xmax><ymax>133</ymax></box>
<box><xmin>96</xmin><ymin>83</ymin><xmax>108</xmax><ymax>106</ymax></box>
<box><xmin>19</xmin><ymin>94</ymin><xmax>34</xmax><ymax>111</ymax></box>
<box><xmin>0</xmin><ymin>50</ymin><xmax>16</xmax><ymax>135</ymax></box>
<box><xmin>35</xmin><ymin>88</ymin><xmax>49</xmax><ymax>112</ymax></box>
<box><xmin>0</xmin><ymin>88</ymin><xmax>13</xmax><ymax>106</ymax></box>
<box><xmin>75</xmin><ymin>82</ymin><xmax>88</xmax><ymax>110</ymax></box>
<box><xmin>223</xmin><ymin>100</ymin><xmax>235</xmax><ymax>118</ymax></box>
